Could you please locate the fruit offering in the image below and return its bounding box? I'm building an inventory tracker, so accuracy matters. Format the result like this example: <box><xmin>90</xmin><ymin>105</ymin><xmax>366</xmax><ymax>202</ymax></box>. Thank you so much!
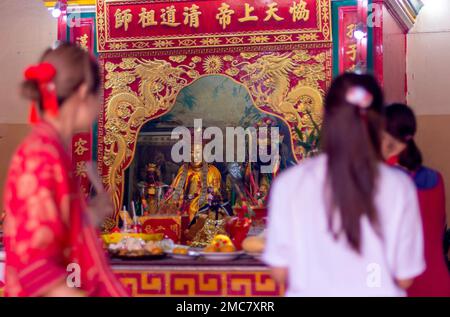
<box><xmin>203</xmin><ymin>235</ymin><xmax>236</xmax><ymax>253</ymax></box>
<box><xmin>173</xmin><ymin>247</ymin><xmax>189</xmax><ymax>255</ymax></box>
<box><xmin>108</xmin><ymin>237</ymin><xmax>164</xmax><ymax>257</ymax></box>
<box><xmin>242</xmin><ymin>235</ymin><xmax>265</xmax><ymax>254</ymax></box>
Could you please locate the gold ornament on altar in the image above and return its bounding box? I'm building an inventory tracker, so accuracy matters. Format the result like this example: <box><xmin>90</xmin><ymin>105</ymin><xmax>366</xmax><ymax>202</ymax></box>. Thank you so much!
<box><xmin>161</xmin><ymin>143</ymin><xmax>222</xmax><ymax>220</ymax></box>
<box><xmin>185</xmin><ymin>195</ymin><xmax>232</xmax><ymax>248</ymax></box>
<box><xmin>140</xmin><ymin>163</ymin><xmax>162</xmax><ymax>215</ymax></box>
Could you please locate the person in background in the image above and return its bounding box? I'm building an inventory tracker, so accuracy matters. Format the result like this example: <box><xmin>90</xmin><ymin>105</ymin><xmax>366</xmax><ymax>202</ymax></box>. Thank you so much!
<box><xmin>383</xmin><ymin>103</ymin><xmax>450</xmax><ymax>297</ymax></box>
<box><xmin>263</xmin><ymin>73</ymin><xmax>425</xmax><ymax>296</ymax></box>
<box><xmin>2</xmin><ymin>43</ymin><xmax>128</xmax><ymax>297</ymax></box>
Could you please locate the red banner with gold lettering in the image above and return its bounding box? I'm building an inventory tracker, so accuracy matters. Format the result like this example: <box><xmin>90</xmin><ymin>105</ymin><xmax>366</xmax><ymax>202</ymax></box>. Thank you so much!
<box><xmin>70</xmin><ymin>16</ymin><xmax>96</xmax><ymax>197</ymax></box>
<box><xmin>70</xmin><ymin>18</ymin><xmax>96</xmax><ymax>53</ymax></box>
<box><xmin>71</xmin><ymin>133</ymin><xmax>92</xmax><ymax>197</ymax></box>
<box><xmin>338</xmin><ymin>5</ymin><xmax>358</xmax><ymax>73</ymax></box>
<box><xmin>97</xmin><ymin>0</ymin><xmax>331</xmax><ymax>52</ymax></box>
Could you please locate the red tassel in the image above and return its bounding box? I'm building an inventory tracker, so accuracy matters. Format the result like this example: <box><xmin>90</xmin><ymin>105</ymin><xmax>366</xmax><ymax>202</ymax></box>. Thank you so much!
<box><xmin>28</xmin><ymin>103</ymin><xmax>40</xmax><ymax>124</ymax></box>
<box><xmin>24</xmin><ymin>63</ymin><xmax>56</xmax><ymax>82</ymax></box>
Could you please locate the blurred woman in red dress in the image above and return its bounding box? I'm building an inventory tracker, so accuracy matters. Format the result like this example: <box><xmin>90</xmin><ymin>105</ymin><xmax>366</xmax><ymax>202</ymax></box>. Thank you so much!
<box><xmin>383</xmin><ymin>103</ymin><xmax>450</xmax><ymax>297</ymax></box>
<box><xmin>3</xmin><ymin>43</ymin><xmax>128</xmax><ymax>297</ymax></box>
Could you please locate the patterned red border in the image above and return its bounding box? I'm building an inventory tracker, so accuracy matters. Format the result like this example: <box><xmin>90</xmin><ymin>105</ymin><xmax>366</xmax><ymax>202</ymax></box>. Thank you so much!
<box><xmin>115</xmin><ymin>270</ymin><xmax>284</xmax><ymax>297</ymax></box>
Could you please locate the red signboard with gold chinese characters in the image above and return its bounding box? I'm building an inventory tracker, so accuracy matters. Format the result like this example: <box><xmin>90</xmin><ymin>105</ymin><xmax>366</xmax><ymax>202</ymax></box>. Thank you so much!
<box><xmin>97</xmin><ymin>0</ymin><xmax>331</xmax><ymax>52</ymax></box>
<box><xmin>70</xmin><ymin>18</ymin><xmax>96</xmax><ymax>53</ymax></box>
<box><xmin>69</xmin><ymin>16</ymin><xmax>96</xmax><ymax>197</ymax></box>
<box><xmin>139</xmin><ymin>215</ymin><xmax>189</xmax><ymax>243</ymax></box>
<box><xmin>338</xmin><ymin>5</ymin><xmax>358</xmax><ymax>73</ymax></box>
<box><xmin>71</xmin><ymin>133</ymin><xmax>92</xmax><ymax>196</ymax></box>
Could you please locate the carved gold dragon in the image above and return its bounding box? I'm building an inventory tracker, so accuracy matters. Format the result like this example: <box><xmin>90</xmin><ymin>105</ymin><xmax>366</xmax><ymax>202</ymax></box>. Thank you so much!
<box><xmin>238</xmin><ymin>51</ymin><xmax>324</xmax><ymax>131</ymax></box>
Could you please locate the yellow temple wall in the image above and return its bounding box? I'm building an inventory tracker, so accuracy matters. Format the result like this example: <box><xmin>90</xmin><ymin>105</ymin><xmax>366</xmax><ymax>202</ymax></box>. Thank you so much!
<box><xmin>0</xmin><ymin>0</ymin><xmax>56</xmax><ymax>212</ymax></box>
<box><xmin>407</xmin><ymin>0</ymin><xmax>450</xmax><ymax>225</ymax></box>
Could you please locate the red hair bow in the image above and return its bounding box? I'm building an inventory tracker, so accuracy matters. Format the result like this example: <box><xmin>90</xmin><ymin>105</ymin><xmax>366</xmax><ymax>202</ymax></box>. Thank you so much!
<box><xmin>24</xmin><ymin>62</ymin><xmax>59</xmax><ymax>123</ymax></box>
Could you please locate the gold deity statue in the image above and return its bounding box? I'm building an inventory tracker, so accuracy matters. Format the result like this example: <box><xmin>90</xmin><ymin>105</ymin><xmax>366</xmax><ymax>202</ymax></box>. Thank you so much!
<box><xmin>185</xmin><ymin>195</ymin><xmax>232</xmax><ymax>248</ymax></box>
<box><xmin>142</xmin><ymin>163</ymin><xmax>161</xmax><ymax>215</ymax></box>
<box><xmin>163</xmin><ymin>143</ymin><xmax>222</xmax><ymax>220</ymax></box>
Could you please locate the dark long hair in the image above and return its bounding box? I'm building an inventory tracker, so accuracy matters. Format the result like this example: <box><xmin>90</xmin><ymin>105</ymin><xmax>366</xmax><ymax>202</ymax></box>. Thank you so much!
<box><xmin>385</xmin><ymin>103</ymin><xmax>422</xmax><ymax>171</ymax></box>
<box><xmin>322</xmin><ymin>73</ymin><xmax>384</xmax><ymax>253</ymax></box>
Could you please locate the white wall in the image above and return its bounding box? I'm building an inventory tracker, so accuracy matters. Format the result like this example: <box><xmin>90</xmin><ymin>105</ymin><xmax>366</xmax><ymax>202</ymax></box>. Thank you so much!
<box><xmin>407</xmin><ymin>0</ymin><xmax>450</xmax><ymax>115</ymax></box>
<box><xmin>0</xmin><ymin>0</ymin><xmax>56</xmax><ymax>212</ymax></box>
<box><xmin>407</xmin><ymin>0</ymin><xmax>450</xmax><ymax>224</ymax></box>
<box><xmin>383</xmin><ymin>5</ymin><xmax>406</xmax><ymax>104</ymax></box>
<box><xmin>0</xmin><ymin>0</ymin><xmax>57</xmax><ymax>124</ymax></box>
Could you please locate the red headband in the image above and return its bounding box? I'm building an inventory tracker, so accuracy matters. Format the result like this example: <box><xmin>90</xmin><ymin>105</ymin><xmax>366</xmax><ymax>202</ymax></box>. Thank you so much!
<box><xmin>24</xmin><ymin>62</ymin><xmax>58</xmax><ymax>123</ymax></box>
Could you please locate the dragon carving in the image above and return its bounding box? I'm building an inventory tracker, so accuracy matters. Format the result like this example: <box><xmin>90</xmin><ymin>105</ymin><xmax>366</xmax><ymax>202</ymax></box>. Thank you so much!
<box><xmin>239</xmin><ymin>51</ymin><xmax>324</xmax><ymax>130</ymax></box>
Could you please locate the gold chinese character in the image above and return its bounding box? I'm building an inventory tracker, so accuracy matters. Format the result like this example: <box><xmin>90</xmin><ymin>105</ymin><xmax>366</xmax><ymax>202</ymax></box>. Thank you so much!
<box><xmin>183</xmin><ymin>4</ymin><xmax>202</xmax><ymax>28</ymax></box>
<box><xmin>161</xmin><ymin>5</ymin><xmax>181</xmax><ymax>27</ymax></box>
<box><xmin>115</xmin><ymin>9</ymin><xmax>133</xmax><ymax>31</ymax></box>
<box><xmin>264</xmin><ymin>3</ymin><xmax>284</xmax><ymax>22</ymax></box>
<box><xmin>346</xmin><ymin>44</ymin><xmax>357</xmax><ymax>62</ymax></box>
<box><xmin>346</xmin><ymin>23</ymin><xmax>356</xmax><ymax>38</ymax></box>
<box><xmin>139</xmin><ymin>8</ymin><xmax>158</xmax><ymax>28</ymax></box>
<box><xmin>170</xmin><ymin>224</ymin><xmax>178</xmax><ymax>234</ymax></box>
<box><xmin>238</xmin><ymin>3</ymin><xmax>258</xmax><ymax>22</ymax></box>
<box><xmin>76</xmin><ymin>34</ymin><xmax>89</xmax><ymax>51</ymax></box>
<box><xmin>75</xmin><ymin>161</ymin><xmax>87</xmax><ymax>178</ymax></box>
<box><xmin>74</xmin><ymin>138</ymin><xmax>88</xmax><ymax>156</ymax></box>
<box><xmin>289</xmin><ymin>0</ymin><xmax>310</xmax><ymax>22</ymax></box>
<box><xmin>216</xmin><ymin>3</ymin><xmax>235</xmax><ymax>30</ymax></box>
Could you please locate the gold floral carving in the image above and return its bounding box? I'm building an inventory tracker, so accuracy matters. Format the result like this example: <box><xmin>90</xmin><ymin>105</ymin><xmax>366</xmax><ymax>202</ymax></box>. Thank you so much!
<box><xmin>203</xmin><ymin>56</ymin><xmax>223</xmax><ymax>73</ymax></box>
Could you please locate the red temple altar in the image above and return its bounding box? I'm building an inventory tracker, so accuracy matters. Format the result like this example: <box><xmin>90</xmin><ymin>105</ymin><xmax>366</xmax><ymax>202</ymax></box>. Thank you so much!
<box><xmin>0</xmin><ymin>0</ymin><xmax>414</xmax><ymax>297</ymax></box>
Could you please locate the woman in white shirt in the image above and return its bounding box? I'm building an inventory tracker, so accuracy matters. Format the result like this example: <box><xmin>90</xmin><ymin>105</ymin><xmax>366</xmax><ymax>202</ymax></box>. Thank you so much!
<box><xmin>263</xmin><ymin>73</ymin><xmax>425</xmax><ymax>297</ymax></box>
